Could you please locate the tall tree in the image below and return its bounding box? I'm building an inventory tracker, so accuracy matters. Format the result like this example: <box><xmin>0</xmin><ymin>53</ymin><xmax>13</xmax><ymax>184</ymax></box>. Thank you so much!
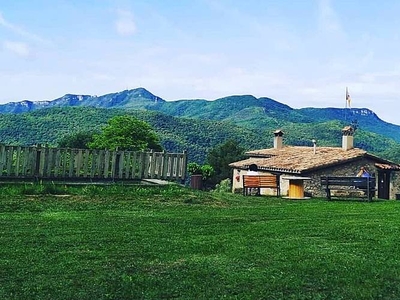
<box><xmin>89</xmin><ymin>115</ymin><xmax>162</xmax><ymax>151</ymax></box>
<box><xmin>57</xmin><ymin>131</ymin><xmax>94</xmax><ymax>149</ymax></box>
<box><xmin>206</xmin><ymin>139</ymin><xmax>245</xmax><ymax>184</ymax></box>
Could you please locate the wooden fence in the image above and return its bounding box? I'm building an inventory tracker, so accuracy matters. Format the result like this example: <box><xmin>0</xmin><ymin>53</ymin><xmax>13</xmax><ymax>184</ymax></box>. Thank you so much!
<box><xmin>0</xmin><ymin>145</ymin><xmax>187</xmax><ymax>182</ymax></box>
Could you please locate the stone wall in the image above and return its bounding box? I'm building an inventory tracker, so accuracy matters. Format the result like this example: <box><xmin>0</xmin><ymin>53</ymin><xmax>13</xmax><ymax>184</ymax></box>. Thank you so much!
<box><xmin>303</xmin><ymin>158</ymin><xmax>378</xmax><ymax>198</ymax></box>
<box><xmin>388</xmin><ymin>171</ymin><xmax>400</xmax><ymax>200</ymax></box>
<box><xmin>232</xmin><ymin>159</ymin><xmax>400</xmax><ymax>199</ymax></box>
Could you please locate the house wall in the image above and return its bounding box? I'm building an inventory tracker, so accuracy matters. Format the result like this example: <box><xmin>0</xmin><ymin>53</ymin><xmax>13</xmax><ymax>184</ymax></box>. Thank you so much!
<box><xmin>232</xmin><ymin>168</ymin><xmax>243</xmax><ymax>193</ymax></box>
<box><xmin>389</xmin><ymin>172</ymin><xmax>400</xmax><ymax>200</ymax></box>
<box><xmin>232</xmin><ymin>168</ymin><xmax>281</xmax><ymax>195</ymax></box>
<box><xmin>303</xmin><ymin>158</ymin><xmax>379</xmax><ymax>198</ymax></box>
<box><xmin>233</xmin><ymin>158</ymin><xmax>399</xmax><ymax>199</ymax></box>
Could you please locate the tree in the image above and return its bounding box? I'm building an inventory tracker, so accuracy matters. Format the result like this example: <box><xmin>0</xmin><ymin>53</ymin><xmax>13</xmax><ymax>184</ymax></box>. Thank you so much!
<box><xmin>57</xmin><ymin>131</ymin><xmax>94</xmax><ymax>149</ymax></box>
<box><xmin>206</xmin><ymin>139</ymin><xmax>246</xmax><ymax>185</ymax></box>
<box><xmin>88</xmin><ymin>115</ymin><xmax>163</xmax><ymax>151</ymax></box>
<box><xmin>188</xmin><ymin>162</ymin><xmax>215</xmax><ymax>180</ymax></box>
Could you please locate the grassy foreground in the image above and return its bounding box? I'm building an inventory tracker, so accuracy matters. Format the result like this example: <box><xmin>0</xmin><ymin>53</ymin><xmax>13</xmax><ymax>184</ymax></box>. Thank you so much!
<box><xmin>1</xmin><ymin>184</ymin><xmax>400</xmax><ymax>299</ymax></box>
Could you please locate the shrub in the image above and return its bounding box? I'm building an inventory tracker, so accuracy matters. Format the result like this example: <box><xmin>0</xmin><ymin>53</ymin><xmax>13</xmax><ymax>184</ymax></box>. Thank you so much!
<box><xmin>212</xmin><ymin>178</ymin><xmax>232</xmax><ymax>193</ymax></box>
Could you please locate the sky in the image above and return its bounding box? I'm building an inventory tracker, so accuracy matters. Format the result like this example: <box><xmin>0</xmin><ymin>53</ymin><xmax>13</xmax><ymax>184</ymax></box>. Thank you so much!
<box><xmin>1</xmin><ymin>0</ymin><xmax>400</xmax><ymax>124</ymax></box>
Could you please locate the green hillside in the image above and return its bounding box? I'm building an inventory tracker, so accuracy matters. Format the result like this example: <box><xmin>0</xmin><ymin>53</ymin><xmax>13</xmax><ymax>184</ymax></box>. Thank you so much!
<box><xmin>1</xmin><ymin>88</ymin><xmax>400</xmax><ymax>149</ymax></box>
<box><xmin>0</xmin><ymin>107</ymin><xmax>272</xmax><ymax>163</ymax></box>
<box><xmin>0</xmin><ymin>106</ymin><xmax>399</xmax><ymax>164</ymax></box>
<box><xmin>297</xmin><ymin>107</ymin><xmax>400</xmax><ymax>143</ymax></box>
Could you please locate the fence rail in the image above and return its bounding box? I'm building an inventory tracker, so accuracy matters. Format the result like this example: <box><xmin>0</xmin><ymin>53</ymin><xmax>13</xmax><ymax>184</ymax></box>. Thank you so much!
<box><xmin>0</xmin><ymin>145</ymin><xmax>187</xmax><ymax>182</ymax></box>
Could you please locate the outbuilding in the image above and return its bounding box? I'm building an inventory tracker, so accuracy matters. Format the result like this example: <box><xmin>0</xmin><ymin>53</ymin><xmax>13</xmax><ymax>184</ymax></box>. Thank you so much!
<box><xmin>229</xmin><ymin>127</ymin><xmax>400</xmax><ymax>199</ymax></box>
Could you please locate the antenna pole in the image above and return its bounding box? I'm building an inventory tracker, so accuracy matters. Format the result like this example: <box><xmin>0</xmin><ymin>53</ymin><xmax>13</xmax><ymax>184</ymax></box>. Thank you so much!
<box><xmin>345</xmin><ymin>87</ymin><xmax>347</xmax><ymax>122</ymax></box>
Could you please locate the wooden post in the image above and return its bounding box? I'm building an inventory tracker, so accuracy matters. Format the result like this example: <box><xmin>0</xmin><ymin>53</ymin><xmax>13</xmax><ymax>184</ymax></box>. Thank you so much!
<box><xmin>111</xmin><ymin>148</ymin><xmax>119</xmax><ymax>180</ymax></box>
<box><xmin>68</xmin><ymin>149</ymin><xmax>75</xmax><ymax>178</ymax></box>
<box><xmin>34</xmin><ymin>144</ymin><xmax>41</xmax><ymax>178</ymax></box>
<box><xmin>161</xmin><ymin>151</ymin><xmax>168</xmax><ymax>179</ymax></box>
<box><xmin>104</xmin><ymin>150</ymin><xmax>110</xmax><ymax>178</ymax></box>
<box><xmin>6</xmin><ymin>146</ymin><xmax>13</xmax><ymax>176</ymax></box>
<box><xmin>0</xmin><ymin>144</ymin><xmax>5</xmax><ymax>176</ymax></box>
<box><xmin>118</xmin><ymin>151</ymin><xmax>124</xmax><ymax>179</ymax></box>
<box><xmin>149</xmin><ymin>150</ymin><xmax>157</xmax><ymax>178</ymax></box>
<box><xmin>139</xmin><ymin>151</ymin><xmax>146</xmax><ymax>179</ymax></box>
<box><xmin>15</xmin><ymin>146</ymin><xmax>21</xmax><ymax>176</ymax></box>
<box><xmin>124</xmin><ymin>152</ymin><xmax>131</xmax><ymax>179</ymax></box>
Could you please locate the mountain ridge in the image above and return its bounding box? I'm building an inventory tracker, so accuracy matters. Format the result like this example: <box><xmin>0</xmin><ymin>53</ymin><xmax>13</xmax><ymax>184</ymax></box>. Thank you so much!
<box><xmin>1</xmin><ymin>87</ymin><xmax>400</xmax><ymax>143</ymax></box>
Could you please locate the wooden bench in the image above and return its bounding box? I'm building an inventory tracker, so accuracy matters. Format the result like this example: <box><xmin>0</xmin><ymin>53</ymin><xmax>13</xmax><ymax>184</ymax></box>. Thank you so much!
<box><xmin>243</xmin><ymin>175</ymin><xmax>280</xmax><ymax>196</ymax></box>
<box><xmin>320</xmin><ymin>176</ymin><xmax>376</xmax><ymax>201</ymax></box>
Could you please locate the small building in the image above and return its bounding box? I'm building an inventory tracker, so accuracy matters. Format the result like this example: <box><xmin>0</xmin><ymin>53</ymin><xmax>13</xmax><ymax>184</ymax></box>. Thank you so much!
<box><xmin>229</xmin><ymin>128</ymin><xmax>400</xmax><ymax>199</ymax></box>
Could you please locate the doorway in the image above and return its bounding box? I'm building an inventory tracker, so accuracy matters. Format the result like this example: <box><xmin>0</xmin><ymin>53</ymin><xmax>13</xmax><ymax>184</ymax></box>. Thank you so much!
<box><xmin>378</xmin><ymin>171</ymin><xmax>390</xmax><ymax>199</ymax></box>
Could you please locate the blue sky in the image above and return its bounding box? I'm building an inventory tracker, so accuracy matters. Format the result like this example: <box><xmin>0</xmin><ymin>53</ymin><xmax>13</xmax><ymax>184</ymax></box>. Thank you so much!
<box><xmin>1</xmin><ymin>0</ymin><xmax>400</xmax><ymax>124</ymax></box>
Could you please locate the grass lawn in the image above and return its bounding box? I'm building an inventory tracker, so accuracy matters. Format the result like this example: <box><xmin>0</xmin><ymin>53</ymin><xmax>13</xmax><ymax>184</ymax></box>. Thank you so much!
<box><xmin>1</xmin><ymin>184</ymin><xmax>400</xmax><ymax>299</ymax></box>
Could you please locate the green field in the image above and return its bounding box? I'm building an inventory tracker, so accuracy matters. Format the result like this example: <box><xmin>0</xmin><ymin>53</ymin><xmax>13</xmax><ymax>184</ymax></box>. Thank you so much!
<box><xmin>1</xmin><ymin>184</ymin><xmax>400</xmax><ymax>299</ymax></box>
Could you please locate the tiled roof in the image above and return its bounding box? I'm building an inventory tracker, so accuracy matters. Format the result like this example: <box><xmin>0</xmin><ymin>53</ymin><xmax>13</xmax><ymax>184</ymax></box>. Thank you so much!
<box><xmin>375</xmin><ymin>163</ymin><xmax>400</xmax><ymax>170</ymax></box>
<box><xmin>229</xmin><ymin>146</ymin><xmax>371</xmax><ymax>173</ymax></box>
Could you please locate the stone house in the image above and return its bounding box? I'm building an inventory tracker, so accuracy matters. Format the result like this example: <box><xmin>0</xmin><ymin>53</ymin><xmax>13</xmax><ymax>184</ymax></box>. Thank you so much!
<box><xmin>229</xmin><ymin>127</ymin><xmax>400</xmax><ymax>199</ymax></box>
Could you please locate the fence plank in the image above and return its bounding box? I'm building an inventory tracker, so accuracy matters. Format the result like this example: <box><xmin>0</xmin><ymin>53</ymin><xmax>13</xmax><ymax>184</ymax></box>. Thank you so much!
<box><xmin>37</xmin><ymin>146</ymin><xmax>45</xmax><ymax>177</ymax></box>
<box><xmin>6</xmin><ymin>146</ymin><xmax>13</xmax><ymax>176</ymax></box>
<box><xmin>0</xmin><ymin>145</ymin><xmax>5</xmax><ymax>176</ymax></box>
<box><xmin>75</xmin><ymin>149</ymin><xmax>82</xmax><ymax>177</ymax></box>
<box><xmin>0</xmin><ymin>145</ymin><xmax>187</xmax><ymax>182</ymax></box>
<box><xmin>45</xmin><ymin>148</ymin><xmax>54</xmax><ymax>177</ymax></box>
<box><xmin>97</xmin><ymin>150</ymin><xmax>104</xmax><ymax>178</ymax></box>
<box><xmin>124</xmin><ymin>152</ymin><xmax>131</xmax><ymax>179</ymax></box>
<box><xmin>130</xmin><ymin>152</ymin><xmax>138</xmax><ymax>179</ymax></box>
<box><xmin>60</xmin><ymin>149</ymin><xmax>67</xmax><ymax>177</ymax></box>
<box><xmin>90</xmin><ymin>150</ymin><xmax>98</xmax><ymax>178</ymax></box>
<box><xmin>54</xmin><ymin>149</ymin><xmax>61</xmax><ymax>177</ymax></box>
<box><xmin>110</xmin><ymin>150</ymin><xmax>117</xmax><ymax>179</ymax></box>
<box><xmin>68</xmin><ymin>149</ymin><xmax>75</xmax><ymax>177</ymax></box>
<box><xmin>118</xmin><ymin>152</ymin><xmax>124</xmax><ymax>179</ymax></box>
<box><xmin>82</xmin><ymin>149</ymin><xmax>90</xmax><ymax>178</ymax></box>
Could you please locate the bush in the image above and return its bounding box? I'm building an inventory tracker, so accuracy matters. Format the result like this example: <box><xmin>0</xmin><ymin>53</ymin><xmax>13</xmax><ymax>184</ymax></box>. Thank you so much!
<box><xmin>212</xmin><ymin>179</ymin><xmax>232</xmax><ymax>193</ymax></box>
<box><xmin>188</xmin><ymin>163</ymin><xmax>215</xmax><ymax>180</ymax></box>
<box><xmin>188</xmin><ymin>162</ymin><xmax>202</xmax><ymax>175</ymax></box>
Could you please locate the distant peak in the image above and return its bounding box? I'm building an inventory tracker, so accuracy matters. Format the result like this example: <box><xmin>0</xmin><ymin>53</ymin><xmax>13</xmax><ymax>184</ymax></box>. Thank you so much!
<box><xmin>134</xmin><ymin>87</ymin><xmax>151</xmax><ymax>93</ymax></box>
<box><xmin>118</xmin><ymin>87</ymin><xmax>164</xmax><ymax>102</ymax></box>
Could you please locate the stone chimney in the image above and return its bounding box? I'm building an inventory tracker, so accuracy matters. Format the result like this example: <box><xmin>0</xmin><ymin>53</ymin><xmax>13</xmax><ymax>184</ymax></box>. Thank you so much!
<box><xmin>342</xmin><ymin>126</ymin><xmax>354</xmax><ymax>150</ymax></box>
<box><xmin>273</xmin><ymin>129</ymin><xmax>284</xmax><ymax>149</ymax></box>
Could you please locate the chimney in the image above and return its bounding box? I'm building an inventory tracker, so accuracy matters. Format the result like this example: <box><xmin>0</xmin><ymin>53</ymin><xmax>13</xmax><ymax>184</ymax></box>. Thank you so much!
<box><xmin>342</xmin><ymin>126</ymin><xmax>354</xmax><ymax>150</ymax></box>
<box><xmin>273</xmin><ymin>129</ymin><xmax>284</xmax><ymax>149</ymax></box>
<box><xmin>312</xmin><ymin>139</ymin><xmax>317</xmax><ymax>154</ymax></box>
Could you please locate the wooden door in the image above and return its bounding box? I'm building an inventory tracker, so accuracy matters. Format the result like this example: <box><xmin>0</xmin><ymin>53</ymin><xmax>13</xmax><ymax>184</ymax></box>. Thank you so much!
<box><xmin>378</xmin><ymin>171</ymin><xmax>390</xmax><ymax>199</ymax></box>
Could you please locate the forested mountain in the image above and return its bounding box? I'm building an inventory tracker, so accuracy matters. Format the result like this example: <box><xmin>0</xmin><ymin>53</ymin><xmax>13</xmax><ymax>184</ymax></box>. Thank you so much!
<box><xmin>2</xmin><ymin>87</ymin><xmax>400</xmax><ymax>143</ymax></box>
<box><xmin>0</xmin><ymin>88</ymin><xmax>163</xmax><ymax>113</ymax></box>
<box><xmin>0</xmin><ymin>107</ymin><xmax>399</xmax><ymax>164</ymax></box>
<box><xmin>1</xmin><ymin>88</ymin><xmax>400</xmax><ymax>163</ymax></box>
<box><xmin>0</xmin><ymin>107</ymin><xmax>273</xmax><ymax>163</ymax></box>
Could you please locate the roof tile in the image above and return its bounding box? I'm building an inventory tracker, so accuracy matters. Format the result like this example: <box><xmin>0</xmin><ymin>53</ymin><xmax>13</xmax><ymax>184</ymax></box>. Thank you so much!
<box><xmin>229</xmin><ymin>146</ymin><xmax>368</xmax><ymax>173</ymax></box>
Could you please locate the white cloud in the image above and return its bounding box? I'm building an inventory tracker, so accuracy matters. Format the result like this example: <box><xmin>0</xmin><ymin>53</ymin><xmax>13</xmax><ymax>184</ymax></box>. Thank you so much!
<box><xmin>0</xmin><ymin>11</ymin><xmax>51</xmax><ymax>45</ymax></box>
<box><xmin>317</xmin><ymin>0</ymin><xmax>342</xmax><ymax>35</ymax></box>
<box><xmin>115</xmin><ymin>10</ymin><xmax>136</xmax><ymax>36</ymax></box>
<box><xmin>3</xmin><ymin>41</ymin><xmax>30</xmax><ymax>57</ymax></box>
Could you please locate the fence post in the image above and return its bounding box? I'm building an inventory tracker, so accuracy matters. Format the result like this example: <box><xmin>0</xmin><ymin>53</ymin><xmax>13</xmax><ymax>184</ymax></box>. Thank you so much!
<box><xmin>0</xmin><ymin>144</ymin><xmax>5</xmax><ymax>176</ymax></box>
<box><xmin>181</xmin><ymin>150</ymin><xmax>188</xmax><ymax>183</ymax></box>
<box><xmin>111</xmin><ymin>148</ymin><xmax>119</xmax><ymax>180</ymax></box>
<box><xmin>141</xmin><ymin>151</ymin><xmax>149</xmax><ymax>179</ymax></box>
<box><xmin>34</xmin><ymin>144</ymin><xmax>42</xmax><ymax>179</ymax></box>
<box><xmin>161</xmin><ymin>150</ymin><xmax>168</xmax><ymax>179</ymax></box>
<box><xmin>0</xmin><ymin>144</ymin><xmax>187</xmax><ymax>184</ymax></box>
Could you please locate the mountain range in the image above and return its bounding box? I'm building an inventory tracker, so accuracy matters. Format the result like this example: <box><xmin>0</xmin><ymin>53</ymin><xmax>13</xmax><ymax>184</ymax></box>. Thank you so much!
<box><xmin>1</xmin><ymin>87</ymin><xmax>400</xmax><ymax>163</ymax></box>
